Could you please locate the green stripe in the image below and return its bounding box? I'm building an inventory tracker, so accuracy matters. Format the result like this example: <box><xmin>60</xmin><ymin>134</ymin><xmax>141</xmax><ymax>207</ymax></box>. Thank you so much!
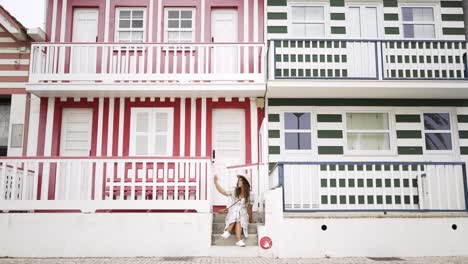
<box><xmin>441</xmin><ymin>1</ymin><xmax>463</xmax><ymax>8</ymax></box>
<box><xmin>331</xmin><ymin>27</ymin><xmax>346</xmax><ymax>34</ymax></box>
<box><xmin>269</xmin><ymin>146</ymin><xmax>280</xmax><ymax>155</ymax></box>
<box><xmin>268</xmin><ymin>114</ymin><xmax>280</xmax><ymax>122</ymax></box>
<box><xmin>395</xmin><ymin>115</ymin><xmax>421</xmax><ymax>123</ymax></box>
<box><xmin>384</xmin><ymin>13</ymin><xmax>399</xmax><ymax>21</ymax></box>
<box><xmin>267</xmin><ymin>0</ymin><xmax>287</xmax><ymax>6</ymax></box>
<box><xmin>267</xmin><ymin>99</ymin><xmax>468</xmax><ymax>107</ymax></box>
<box><xmin>268</xmin><ymin>12</ymin><xmax>288</xmax><ymax>19</ymax></box>
<box><xmin>457</xmin><ymin>115</ymin><xmax>468</xmax><ymax>123</ymax></box>
<box><xmin>461</xmin><ymin>147</ymin><xmax>468</xmax><ymax>155</ymax></box>
<box><xmin>318</xmin><ymin>146</ymin><xmax>344</xmax><ymax>155</ymax></box>
<box><xmin>269</xmin><ymin>130</ymin><xmax>280</xmax><ymax>138</ymax></box>
<box><xmin>459</xmin><ymin>131</ymin><xmax>468</xmax><ymax>139</ymax></box>
<box><xmin>268</xmin><ymin>26</ymin><xmax>288</xmax><ymax>34</ymax></box>
<box><xmin>318</xmin><ymin>130</ymin><xmax>343</xmax><ymax>138</ymax></box>
<box><xmin>383</xmin><ymin>0</ymin><xmax>398</xmax><ymax>7</ymax></box>
<box><xmin>330</xmin><ymin>13</ymin><xmax>345</xmax><ymax>20</ymax></box>
<box><xmin>330</xmin><ymin>0</ymin><xmax>345</xmax><ymax>7</ymax></box>
<box><xmin>385</xmin><ymin>27</ymin><xmax>400</xmax><ymax>35</ymax></box>
<box><xmin>442</xmin><ymin>28</ymin><xmax>465</xmax><ymax>35</ymax></box>
<box><xmin>441</xmin><ymin>14</ymin><xmax>464</xmax><ymax>21</ymax></box>
<box><xmin>317</xmin><ymin>114</ymin><xmax>342</xmax><ymax>123</ymax></box>
<box><xmin>396</xmin><ymin>130</ymin><xmax>422</xmax><ymax>138</ymax></box>
<box><xmin>398</xmin><ymin>147</ymin><xmax>423</xmax><ymax>155</ymax></box>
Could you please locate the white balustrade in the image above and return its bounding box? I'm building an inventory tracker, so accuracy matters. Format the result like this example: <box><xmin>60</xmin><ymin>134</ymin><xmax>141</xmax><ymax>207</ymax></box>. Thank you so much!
<box><xmin>274</xmin><ymin>162</ymin><xmax>467</xmax><ymax>212</ymax></box>
<box><xmin>0</xmin><ymin>157</ymin><xmax>212</xmax><ymax>212</ymax></box>
<box><xmin>29</xmin><ymin>43</ymin><xmax>265</xmax><ymax>84</ymax></box>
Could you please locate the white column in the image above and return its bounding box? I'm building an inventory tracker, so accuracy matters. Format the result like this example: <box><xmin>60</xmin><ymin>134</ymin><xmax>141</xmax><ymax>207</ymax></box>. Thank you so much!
<box><xmin>104</xmin><ymin>0</ymin><xmax>111</xmax><ymax>41</ymax></box>
<box><xmin>118</xmin><ymin>97</ymin><xmax>125</xmax><ymax>156</ymax></box>
<box><xmin>250</xmin><ymin>98</ymin><xmax>258</xmax><ymax>163</ymax></box>
<box><xmin>50</xmin><ymin>0</ymin><xmax>58</xmax><ymax>42</ymax></box>
<box><xmin>44</xmin><ymin>98</ymin><xmax>56</xmax><ymax>156</ymax></box>
<box><xmin>201</xmin><ymin>0</ymin><xmax>206</xmax><ymax>41</ymax></box>
<box><xmin>107</xmin><ymin>98</ymin><xmax>115</xmax><ymax>156</ymax></box>
<box><xmin>180</xmin><ymin>97</ymin><xmax>186</xmax><ymax>157</ymax></box>
<box><xmin>156</xmin><ymin>0</ymin><xmax>163</xmax><ymax>42</ymax></box>
<box><xmin>59</xmin><ymin>0</ymin><xmax>67</xmax><ymax>42</ymax></box>
<box><xmin>96</xmin><ymin>98</ymin><xmax>104</xmax><ymax>156</ymax></box>
<box><xmin>190</xmin><ymin>98</ymin><xmax>196</xmax><ymax>156</ymax></box>
<box><xmin>201</xmin><ymin>98</ymin><xmax>207</xmax><ymax>157</ymax></box>
<box><xmin>244</xmin><ymin>0</ymin><xmax>249</xmax><ymax>42</ymax></box>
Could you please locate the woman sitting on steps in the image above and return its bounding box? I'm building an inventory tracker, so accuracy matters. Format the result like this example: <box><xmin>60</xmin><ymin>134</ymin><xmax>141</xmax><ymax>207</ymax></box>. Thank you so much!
<box><xmin>213</xmin><ymin>174</ymin><xmax>255</xmax><ymax>247</ymax></box>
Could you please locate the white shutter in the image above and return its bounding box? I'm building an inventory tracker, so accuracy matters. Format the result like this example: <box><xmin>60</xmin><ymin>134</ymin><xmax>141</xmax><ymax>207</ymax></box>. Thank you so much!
<box><xmin>131</xmin><ymin>109</ymin><xmax>151</xmax><ymax>156</ymax></box>
<box><xmin>131</xmin><ymin>108</ymin><xmax>173</xmax><ymax>156</ymax></box>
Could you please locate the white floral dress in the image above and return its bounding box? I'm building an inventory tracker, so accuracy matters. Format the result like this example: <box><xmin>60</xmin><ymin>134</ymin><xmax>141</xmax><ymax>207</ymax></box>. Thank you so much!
<box><xmin>224</xmin><ymin>188</ymin><xmax>255</xmax><ymax>238</ymax></box>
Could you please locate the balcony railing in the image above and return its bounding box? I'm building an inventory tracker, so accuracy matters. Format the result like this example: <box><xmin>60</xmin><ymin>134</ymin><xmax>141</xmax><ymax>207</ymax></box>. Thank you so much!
<box><xmin>269</xmin><ymin>39</ymin><xmax>468</xmax><ymax>80</ymax></box>
<box><xmin>272</xmin><ymin>161</ymin><xmax>468</xmax><ymax>212</ymax></box>
<box><xmin>0</xmin><ymin>157</ymin><xmax>212</xmax><ymax>212</ymax></box>
<box><xmin>29</xmin><ymin>42</ymin><xmax>265</xmax><ymax>84</ymax></box>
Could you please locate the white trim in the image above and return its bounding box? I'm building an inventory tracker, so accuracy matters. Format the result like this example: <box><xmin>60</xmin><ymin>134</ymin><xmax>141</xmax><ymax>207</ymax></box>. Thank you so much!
<box><xmin>287</xmin><ymin>3</ymin><xmax>331</xmax><ymax>38</ymax></box>
<box><xmin>104</xmin><ymin>0</ymin><xmax>111</xmax><ymax>42</ymax></box>
<box><xmin>244</xmin><ymin>0</ymin><xmax>249</xmax><ymax>42</ymax></box>
<box><xmin>201</xmin><ymin>98</ymin><xmax>207</xmax><ymax>156</ymax></box>
<box><xmin>59</xmin><ymin>0</ymin><xmax>67</xmax><ymax>42</ymax></box>
<box><xmin>190</xmin><ymin>97</ymin><xmax>196</xmax><ymax>156</ymax></box>
<box><xmin>156</xmin><ymin>0</ymin><xmax>162</xmax><ymax>42</ymax></box>
<box><xmin>114</xmin><ymin>8</ymin><xmax>147</xmax><ymax>42</ymax></box>
<box><xmin>201</xmin><ymin>0</ymin><xmax>206</xmax><ymax>41</ymax></box>
<box><xmin>421</xmin><ymin>111</ymin><xmax>457</xmax><ymax>157</ymax></box>
<box><xmin>149</xmin><ymin>0</ymin><xmax>154</xmax><ymax>42</ymax></box>
<box><xmin>50</xmin><ymin>0</ymin><xmax>58</xmax><ymax>42</ymax></box>
<box><xmin>96</xmin><ymin>98</ymin><xmax>104</xmax><ymax>156</ymax></box>
<box><xmin>250</xmin><ymin>98</ymin><xmax>259</xmax><ymax>163</ymax></box>
<box><xmin>399</xmin><ymin>2</ymin><xmax>443</xmax><ymax>39</ymax></box>
<box><xmin>254</xmin><ymin>0</ymin><xmax>258</xmax><ymax>42</ymax></box>
<box><xmin>44</xmin><ymin>97</ymin><xmax>55</xmax><ymax>156</ymax></box>
<box><xmin>180</xmin><ymin>98</ymin><xmax>186</xmax><ymax>156</ymax></box>
<box><xmin>164</xmin><ymin>8</ymin><xmax>196</xmax><ymax>43</ymax></box>
<box><xmin>107</xmin><ymin>98</ymin><xmax>114</xmax><ymax>156</ymax></box>
<box><xmin>279</xmin><ymin>107</ymin><xmax>317</xmax><ymax>157</ymax></box>
<box><xmin>118</xmin><ymin>97</ymin><xmax>125</xmax><ymax>156</ymax></box>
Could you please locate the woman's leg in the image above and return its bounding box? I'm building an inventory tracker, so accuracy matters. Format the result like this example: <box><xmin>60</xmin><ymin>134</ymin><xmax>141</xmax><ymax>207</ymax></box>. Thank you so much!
<box><xmin>225</xmin><ymin>223</ymin><xmax>235</xmax><ymax>234</ymax></box>
<box><xmin>235</xmin><ymin>221</ymin><xmax>242</xmax><ymax>241</ymax></box>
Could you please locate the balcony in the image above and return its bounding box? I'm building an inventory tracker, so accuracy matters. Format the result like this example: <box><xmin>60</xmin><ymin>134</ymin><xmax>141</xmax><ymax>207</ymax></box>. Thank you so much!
<box><xmin>271</xmin><ymin>161</ymin><xmax>468</xmax><ymax>213</ymax></box>
<box><xmin>27</xmin><ymin>42</ymin><xmax>266</xmax><ymax>97</ymax></box>
<box><xmin>268</xmin><ymin>39</ymin><xmax>468</xmax><ymax>99</ymax></box>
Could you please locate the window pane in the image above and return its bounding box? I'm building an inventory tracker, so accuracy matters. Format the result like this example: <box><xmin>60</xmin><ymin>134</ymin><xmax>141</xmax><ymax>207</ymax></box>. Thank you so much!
<box><xmin>168</xmin><ymin>20</ymin><xmax>179</xmax><ymax>28</ymax></box>
<box><xmin>346</xmin><ymin>113</ymin><xmax>389</xmax><ymax>130</ymax></box>
<box><xmin>132</xmin><ymin>20</ymin><xmax>143</xmax><ymax>28</ymax></box>
<box><xmin>181</xmin><ymin>20</ymin><xmax>192</xmax><ymax>28</ymax></box>
<box><xmin>285</xmin><ymin>132</ymin><xmax>311</xmax><ymax>150</ymax></box>
<box><xmin>136</xmin><ymin>112</ymin><xmax>149</xmax><ymax>132</ymax></box>
<box><xmin>180</xmin><ymin>31</ymin><xmax>193</xmax><ymax>41</ymax></box>
<box><xmin>120</xmin><ymin>11</ymin><xmax>131</xmax><ymax>19</ymax></box>
<box><xmin>132</xmin><ymin>11</ymin><xmax>144</xmax><ymax>19</ymax></box>
<box><xmin>413</xmin><ymin>24</ymin><xmax>435</xmax><ymax>38</ymax></box>
<box><xmin>347</xmin><ymin>133</ymin><xmax>390</xmax><ymax>150</ymax></box>
<box><xmin>291</xmin><ymin>24</ymin><xmax>306</xmax><ymax>37</ymax></box>
<box><xmin>155</xmin><ymin>135</ymin><xmax>168</xmax><ymax>155</ymax></box>
<box><xmin>292</xmin><ymin>7</ymin><xmax>305</xmax><ymax>21</ymax></box>
<box><xmin>156</xmin><ymin>112</ymin><xmax>168</xmax><ymax>132</ymax></box>
<box><xmin>135</xmin><ymin>135</ymin><xmax>149</xmax><ymax>155</ymax></box>
<box><xmin>168</xmin><ymin>11</ymin><xmax>179</xmax><ymax>19</ymax></box>
<box><xmin>402</xmin><ymin>7</ymin><xmax>413</xmax><ymax>21</ymax></box>
<box><xmin>131</xmin><ymin>31</ymin><xmax>144</xmax><ymax>41</ymax></box>
<box><xmin>305</xmin><ymin>24</ymin><xmax>325</xmax><ymax>38</ymax></box>
<box><xmin>119</xmin><ymin>20</ymin><xmax>130</xmax><ymax>28</ymax></box>
<box><xmin>348</xmin><ymin>7</ymin><xmax>361</xmax><ymax>38</ymax></box>
<box><xmin>403</xmin><ymin>24</ymin><xmax>415</xmax><ymax>38</ymax></box>
<box><xmin>0</xmin><ymin>105</ymin><xmax>9</xmax><ymax>147</ymax></box>
<box><xmin>305</xmin><ymin>7</ymin><xmax>324</xmax><ymax>21</ymax></box>
<box><xmin>284</xmin><ymin>113</ymin><xmax>310</xmax><ymax>129</ymax></box>
<box><xmin>425</xmin><ymin>133</ymin><xmax>452</xmax><ymax>150</ymax></box>
<box><xmin>424</xmin><ymin>113</ymin><xmax>451</xmax><ymax>130</ymax></box>
<box><xmin>181</xmin><ymin>11</ymin><xmax>192</xmax><ymax>19</ymax></box>
<box><xmin>168</xmin><ymin>31</ymin><xmax>179</xmax><ymax>42</ymax></box>
<box><xmin>414</xmin><ymin>7</ymin><xmax>433</xmax><ymax>22</ymax></box>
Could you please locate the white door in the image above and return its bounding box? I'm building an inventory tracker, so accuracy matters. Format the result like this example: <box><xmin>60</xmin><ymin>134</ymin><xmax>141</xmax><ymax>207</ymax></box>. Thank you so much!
<box><xmin>212</xmin><ymin>109</ymin><xmax>245</xmax><ymax>206</ymax></box>
<box><xmin>211</xmin><ymin>9</ymin><xmax>238</xmax><ymax>74</ymax></box>
<box><xmin>71</xmin><ymin>8</ymin><xmax>98</xmax><ymax>74</ymax></box>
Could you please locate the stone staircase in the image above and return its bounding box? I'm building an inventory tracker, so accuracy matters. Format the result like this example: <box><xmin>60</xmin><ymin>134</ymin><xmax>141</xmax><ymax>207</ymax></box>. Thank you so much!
<box><xmin>211</xmin><ymin>212</ymin><xmax>264</xmax><ymax>247</ymax></box>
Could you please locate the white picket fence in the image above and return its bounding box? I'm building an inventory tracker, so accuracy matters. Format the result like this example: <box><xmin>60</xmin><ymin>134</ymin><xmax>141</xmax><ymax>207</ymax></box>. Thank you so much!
<box><xmin>0</xmin><ymin>157</ymin><xmax>212</xmax><ymax>212</ymax></box>
<box><xmin>272</xmin><ymin>162</ymin><xmax>468</xmax><ymax>212</ymax></box>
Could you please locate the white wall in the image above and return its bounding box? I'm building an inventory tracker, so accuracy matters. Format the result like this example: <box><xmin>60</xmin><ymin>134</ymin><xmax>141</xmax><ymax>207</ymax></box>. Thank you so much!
<box><xmin>260</xmin><ymin>188</ymin><xmax>468</xmax><ymax>258</ymax></box>
<box><xmin>0</xmin><ymin>213</ymin><xmax>212</xmax><ymax>257</ymax></box>
<box><xmin>7</xmin><ymin>94</ymin><xmax>26</xmax><ymax>156</ymax></box>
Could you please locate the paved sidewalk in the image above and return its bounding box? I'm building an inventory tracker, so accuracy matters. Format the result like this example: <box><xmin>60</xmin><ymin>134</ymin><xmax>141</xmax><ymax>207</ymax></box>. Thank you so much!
<box><xmin>0</xmin><ymin>257</ymin><xmax>467</xmax><ymax>264</ymax></box>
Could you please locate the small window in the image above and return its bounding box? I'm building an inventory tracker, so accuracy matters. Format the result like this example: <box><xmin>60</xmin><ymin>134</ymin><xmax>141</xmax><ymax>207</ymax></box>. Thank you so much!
<box><xmin>131</xmin><ymin>108</ymin><xmax>173</xmax><ymax>156</ymax></box>
<box><xmin>10</xmin><ymin>124</ymin><xmax>23</xmax><ymax>148</ymax></box>
<box><xmin>284</xmin><ymin>112</ymin><xmax>312</xmax><ymax>150</ymax></box>
<box><xmin>165</xmin><ymin>8</ymin><xmax>195</xmax><ymax>43</ymax></box>
<box><xmin>116</xmin><ymin>8</ymin><xmax>146</xmax><ymax>42</ymax></box>
<box><xmin>346</xmin><ymin>113</ymin><xmax>391</xmax><ymax>151</ymax></box>
<box><xmin>290</xmin><ymin>6</ymin><xmax>325</xmax><ymax>38</ymax></box>
<box><xmin>423</xmin><ymin>113</ymin><xmax>452</xmax><ymax>151</ymax></box>
<box><xmin>402</xmin><ymin>7</ymin><xmax>435</xmax><ymax>39</ymax></box>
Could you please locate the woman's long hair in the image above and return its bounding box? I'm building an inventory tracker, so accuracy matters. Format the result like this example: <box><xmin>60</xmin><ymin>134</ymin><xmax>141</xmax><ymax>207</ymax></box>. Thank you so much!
<box><xmin>235</xmin><ymin>176</ymin><xmax>250</xmax><ymax>205</ymax></box>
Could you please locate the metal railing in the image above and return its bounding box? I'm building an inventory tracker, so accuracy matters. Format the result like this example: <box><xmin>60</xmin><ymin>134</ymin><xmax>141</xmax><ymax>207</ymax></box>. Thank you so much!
<box><xmin>271</xmin><ymin>161</ymin><xmax>468</xmax><ymax>212</ymax></box>
<box><xmin>269</xmin><ymin>39</ymin><xmax>468</xmax><ymax>81</ymax></box>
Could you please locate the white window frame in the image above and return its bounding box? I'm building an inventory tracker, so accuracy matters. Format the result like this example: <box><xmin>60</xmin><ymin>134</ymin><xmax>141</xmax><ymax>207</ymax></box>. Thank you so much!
<box><xmin>343</xmin><ymin>109</ymin><xmax>397</xmax><ymax>156</ymax></box>
<box><xmin>287</xmin><ymin>1</ymin><xmax>330</xmax><ymax>39</ymax></box>
<box><xmin>115</xmin><ymin>7</ymin><xmax>147</xmax><ymax>43</ymax></box>
<box><xmin>345</xmin><ymin>2</ymin><xmax>384</xmax><ymax>39</ymax></box>
<box><xmin>399</xmin><ymin>2</ymin><xmax>442</xmax><ymax>39</ymax></box>
<box><xmin>421</xmin><ymin>112</ymin><xmax>455</xmax><ymax>154</ymax></box>
<box><xmin>280</xmin><ymin>107</ymin><xmax>316</xmax><ymax>155</ymax></box>
<box><xmin>130</xmin><ymin>107</ymin><xmax>174</xmax><ymax>157</ymax></box>
<box><xmin>164</xmin><ymin>8</ymin><xmax>196</xmax><ymax>43</ymax></box>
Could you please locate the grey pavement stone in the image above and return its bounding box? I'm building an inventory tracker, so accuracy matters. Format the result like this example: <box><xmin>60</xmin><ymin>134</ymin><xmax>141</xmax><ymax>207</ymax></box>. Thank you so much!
<box><xmin>0</xmin><ymin>257</ymin><xmax>467</xmax><ymax>264</ymax></box>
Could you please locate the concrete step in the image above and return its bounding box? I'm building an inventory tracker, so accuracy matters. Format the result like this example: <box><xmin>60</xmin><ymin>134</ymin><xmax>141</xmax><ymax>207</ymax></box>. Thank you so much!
<box><xmin>211</xmin><ymin>234</ymin><xmax>258</xmax><ymax>246</ymax></box>
<box><xmin>211</xmin><ymin>222</ymin><xmax>259</xmax><ymax>234</ymax></box>
<box><xmin>207</xmin><ymin>246</ymin><xmax>261</xmax><ymax>257</ymax></box>
<box><xmin>213</xmin><ymin>212</ymin><xmax>264</xmax><ymax>223</ymax></box>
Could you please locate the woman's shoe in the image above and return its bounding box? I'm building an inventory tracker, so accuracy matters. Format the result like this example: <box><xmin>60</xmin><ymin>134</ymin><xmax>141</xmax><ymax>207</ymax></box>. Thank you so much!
<box><xmin>221</xmin><ymin>231</ymin><xmax>231</xmax><ymax>239</ymax></box>
<box><xmin>235</xmin><ymin>240</ymin><xmax>246</xmax><ymax>247</ymax></box>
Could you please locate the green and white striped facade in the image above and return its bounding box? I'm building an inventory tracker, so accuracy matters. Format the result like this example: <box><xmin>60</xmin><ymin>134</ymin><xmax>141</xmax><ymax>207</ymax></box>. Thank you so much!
<box><xmin>267</xmin><ymin>99</ymin><xmax>468</xmax><ymax>170</ymax></box>
<box><xmin>267</xmin><ymin>0</ymin><xmax>466</xmax><ymax>40</ymax></box>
